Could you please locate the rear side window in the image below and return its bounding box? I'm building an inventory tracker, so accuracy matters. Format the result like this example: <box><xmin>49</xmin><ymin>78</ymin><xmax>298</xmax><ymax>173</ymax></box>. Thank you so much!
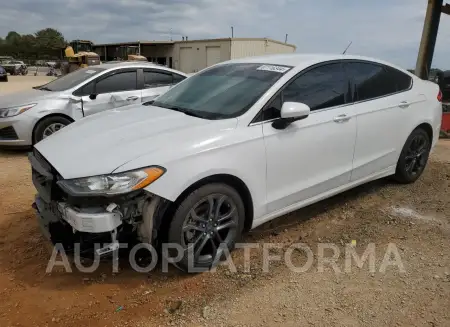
<box><xmin>345</xmin><ymin>62</ymin><xmax>411</xmax><ymax>102</ymax></box>
<box><xmin>96</xmin><ymin>70</ymin><xmax>137</xmax><ymax>94</ymax></box>
<box><xmin>173</xmin><ymin>73</ymin><xmax>186</xmax><ymax>84</ymax></box>
<box><xmin>144</xmin><ymin>71</ymin><xmax>173</xmax><ymax>88</ymax></box>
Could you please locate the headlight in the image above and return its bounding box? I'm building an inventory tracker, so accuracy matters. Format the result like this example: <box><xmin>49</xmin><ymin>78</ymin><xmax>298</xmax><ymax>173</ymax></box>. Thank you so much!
<box><xmin>57</xmin><ymin>167</ymin><xmax>166</xmax><ymax>196</ymax></box>
<box><xmin>0</xmin><ymin>103</ymin><xmax>37</xmax><ymax>118</ymax></box>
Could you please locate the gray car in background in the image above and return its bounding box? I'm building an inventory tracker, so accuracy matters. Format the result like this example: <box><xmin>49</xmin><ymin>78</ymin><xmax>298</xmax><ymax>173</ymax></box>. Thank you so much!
<box><xmin>0</xmin><ymin>62</ymin><xmax>188</xmax><ymax>146</ymax></box>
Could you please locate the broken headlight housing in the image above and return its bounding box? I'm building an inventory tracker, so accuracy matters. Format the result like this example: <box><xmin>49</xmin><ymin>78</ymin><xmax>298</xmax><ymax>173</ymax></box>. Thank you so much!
<box><xmin>57</xmin><ymin>167</ymin><xmax>166</xmax><ymax>196</ymax></box>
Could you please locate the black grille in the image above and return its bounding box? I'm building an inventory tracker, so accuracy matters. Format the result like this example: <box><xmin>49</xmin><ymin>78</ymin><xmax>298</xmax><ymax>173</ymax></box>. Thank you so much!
<box><xmin>0</xmin><ymin>126</ymin><xmax>18</xmax><ymax>140</ymax></box>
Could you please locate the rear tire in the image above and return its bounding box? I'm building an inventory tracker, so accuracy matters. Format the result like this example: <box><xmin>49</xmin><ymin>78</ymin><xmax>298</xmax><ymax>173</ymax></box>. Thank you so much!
<box><xmin>167</xmin><ymin>183</ymin><xmax>245</xmax><ymax>273</ymax></box>
<box><xmin>393</xmin><ymin>128</ymin><xmax>431</xmax><ymax>184</ymax></box>
<box><xmin>33</xmin><ymin>116</ymin><xmax>72</xmax><ymax>144</ymax></box>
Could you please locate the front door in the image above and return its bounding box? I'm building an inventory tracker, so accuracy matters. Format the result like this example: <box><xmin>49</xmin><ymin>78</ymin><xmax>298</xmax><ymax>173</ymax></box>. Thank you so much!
<box><xmin>262</xmin><ymin>62</ymin><xmax>357</xmax><ymax>213</ymax></box>
<box><xmin>82</xmin><ymin>68</ymin><xmax>141</xmax><ymax>117</ymax></box>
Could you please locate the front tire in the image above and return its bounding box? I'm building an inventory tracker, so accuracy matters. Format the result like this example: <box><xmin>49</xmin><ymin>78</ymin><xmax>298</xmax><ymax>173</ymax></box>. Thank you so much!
<box><xmin>167</xmin><ymin>183</ymin><xmax>245</xmax><ymax>272</ymax></box>
<box><xmin>33</xmin><ymin>116</ymin><xmax>72</xmax><ymax>144</ymax></box>
<box><xmin>394</xmin><ymin>127</ymin><xmax>431</xmax><ymax>184</ymax></box>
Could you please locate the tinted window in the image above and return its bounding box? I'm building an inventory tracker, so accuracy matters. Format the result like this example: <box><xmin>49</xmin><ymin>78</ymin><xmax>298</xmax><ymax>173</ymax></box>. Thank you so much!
<box><xmin>345</xmin><ymin>62</ymin><xmax>411</xmax><ymax>102</ymax></box>
<box><xmin>96</xmin><ymin>70</ymin><xmax>137</xmax><ymax>94</ymax></box>
<box><xmin>386</xmin><ymin>67</ymin><xmax>412</xmax><ymax>92</ymax></box>
<box><xmin>152</xmin><ymin>63</ymin><xmax>291</xmax><ymax>119</ymax></box>
<box><xmin>262</xmin><ymin>93</ymin><xmax>282</xmax><ymax>121</ymax></box>
<box><xmin>283</xmin><ymin>63</ymin><xmax>347</xmax><ymax>110</ymax></box>
<box><xmin>173</xmin><ymin>73</ymin><xmax>186</xmax><ymax>84</ymax></box>
<box><xmin>144</xmin><ymin>71</ymin><xmax>173</xmax><ymax>88</ymax></box>
<box><xmin>73</xmin><ymin>81</ymin><xmax>95</xmax><ymax>96</ymax></box>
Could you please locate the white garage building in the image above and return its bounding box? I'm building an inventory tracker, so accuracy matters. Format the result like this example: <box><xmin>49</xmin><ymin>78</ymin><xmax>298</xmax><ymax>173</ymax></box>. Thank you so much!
<box><xmin>93</xmin><ymin>38</ymin><xmax>296</xmax><ymax>73</ymax></box>
<box><xmin>172</xmin><ymin>38</ymin><xmax>297</xmax><ymax>73</ymax></box>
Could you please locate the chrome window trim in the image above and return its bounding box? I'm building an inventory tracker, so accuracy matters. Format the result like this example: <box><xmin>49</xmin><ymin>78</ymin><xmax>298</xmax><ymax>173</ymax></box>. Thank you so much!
<box><xmin>249</xmin><ymin>59</ymin><xmax>414</xmax><ymax>126</ymax></box>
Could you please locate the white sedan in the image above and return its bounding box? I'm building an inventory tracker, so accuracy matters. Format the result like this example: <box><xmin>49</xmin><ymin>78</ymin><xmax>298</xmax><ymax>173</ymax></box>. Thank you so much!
<box><xmin>30</xmin><ymin>54</ymin><xmax>442</xmax><ymax>272</ymax></box>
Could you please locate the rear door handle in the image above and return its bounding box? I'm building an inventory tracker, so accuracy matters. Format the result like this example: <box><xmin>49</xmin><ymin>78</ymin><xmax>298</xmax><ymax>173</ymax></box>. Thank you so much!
<box><xmin>398</xmin><ymin>101</ymin><xmax>410</xmax><ymax>108</ymax></box>
<box><xmin>333</xmin><ymin>114</ymin><xmax>351</xmax><ymax>123</ymax></box>
<box><xmin>126</xmin><ymin>96</ymin><xmax>139</xmax><ymax>101</ymax></box>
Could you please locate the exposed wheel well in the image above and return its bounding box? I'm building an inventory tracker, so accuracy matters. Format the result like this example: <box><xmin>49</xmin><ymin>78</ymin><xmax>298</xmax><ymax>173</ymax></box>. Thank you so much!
<box><xmin>32</xmin><ymin>114</ymin><xmax>74</xmax><ymax>144</ymax></box>
<box><xmin>171</xmin><ymin>174</ymin><xmax>254</xmax><ymax>232</ymax></box>
<box><xmin>415</xmin><ymin>122</ymin><xmax>433</xmax><ymax>142</ymax></box>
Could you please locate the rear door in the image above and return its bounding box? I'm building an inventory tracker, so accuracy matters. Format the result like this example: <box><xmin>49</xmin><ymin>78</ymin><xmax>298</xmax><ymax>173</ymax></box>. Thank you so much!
<box><xmin>344</xmin><ymin>61</ymin><xmax>416</xmax><ymax>181</ymax></box>
<box><xmin>141</xmin><ymin>69</ymin><xmax>186</xmax><ymax>103</ymax></box>
<box><xmin>79</xmin><ymin>68</ymin><xmax>140</xmax><ymax>117</ymax></box>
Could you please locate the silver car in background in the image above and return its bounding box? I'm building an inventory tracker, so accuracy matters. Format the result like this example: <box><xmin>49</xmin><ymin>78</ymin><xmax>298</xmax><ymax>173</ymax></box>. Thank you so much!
<box><xmin>0</xmin><ymin>62</ymin><xmax>188</xmax><ymax>146</ymax></box>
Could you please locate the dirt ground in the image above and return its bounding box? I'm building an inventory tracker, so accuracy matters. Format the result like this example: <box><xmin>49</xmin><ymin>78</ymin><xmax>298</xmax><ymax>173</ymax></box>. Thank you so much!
<box><xmin>0</xmin><ymin>77</ymin><xmax>449</xmax><ymax>327</ymax></box>
<box><xmin>0</xmin><ymin>75</ymin><xmax>55</xmax><ymax>95</ymax></box>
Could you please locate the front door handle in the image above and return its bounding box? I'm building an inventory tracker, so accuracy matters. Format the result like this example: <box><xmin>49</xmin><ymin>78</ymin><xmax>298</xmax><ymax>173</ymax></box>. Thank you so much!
<box><xmin>333</xmin><ymin>114</ymin><xmax>351</xmax><ymax>123</ymax></box>
<box><xmin>126</xmin><ymin>96</ymin><xmax>139</xmax><ymax>101</ymax></box>
<box><xmin>398</xmin><ymin>101</ymin><xmax>410</xmax><ymax>108</ymax></box>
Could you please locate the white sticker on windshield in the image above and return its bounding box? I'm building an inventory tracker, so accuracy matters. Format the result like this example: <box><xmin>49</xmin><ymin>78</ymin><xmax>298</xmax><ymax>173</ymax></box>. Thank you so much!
<box><xmin>257</xmin><ymin>65</ymin><xmax>290</xmax><ymax>73</ymax></box>
<box><xmin>85</xmin><ymin>70</ymin><xmax>96</xmax><ymax>74</ymax></box>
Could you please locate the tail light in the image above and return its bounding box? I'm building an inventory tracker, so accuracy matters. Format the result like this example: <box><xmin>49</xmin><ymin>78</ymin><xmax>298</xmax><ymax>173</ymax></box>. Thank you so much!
<box><xmin>437</xmin><ymin>89</ymin><xmax>443</xmax><ymax>102</ymax></box>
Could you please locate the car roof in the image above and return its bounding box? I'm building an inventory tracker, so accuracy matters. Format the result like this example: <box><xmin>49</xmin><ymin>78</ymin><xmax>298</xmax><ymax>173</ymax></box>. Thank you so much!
<box><xmin>100</xmin><ymin>61</ymin><xmax>188</xmax><ymax>76</ymax></box>
<box><xmin>224</xmin><ymin>53</ymin><xmax>409</xmax><ymax>73</ymax></box>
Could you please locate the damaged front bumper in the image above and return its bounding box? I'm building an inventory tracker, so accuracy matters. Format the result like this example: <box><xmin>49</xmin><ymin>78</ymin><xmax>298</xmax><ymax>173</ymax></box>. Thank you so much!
<box><xmin>33</xmin><ymin>195</ymin><xmax>123</xmax><ymax>236</ymax></box>
<box><xmin>29</xmin><ymin>149</ymin><xmax>169</xmax><ymax>258</ymax></box>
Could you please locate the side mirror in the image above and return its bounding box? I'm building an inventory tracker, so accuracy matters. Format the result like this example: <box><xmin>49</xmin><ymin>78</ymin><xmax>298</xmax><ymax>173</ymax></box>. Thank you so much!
<box><xmin>272</xmin><ymin>102</ymin><xmax>310</xmax><ymax>130</ymax></box>
<box><xmin>89</xmin><ymin>94</ymin><xmax>97</xmax><ymax>100</ymax></box>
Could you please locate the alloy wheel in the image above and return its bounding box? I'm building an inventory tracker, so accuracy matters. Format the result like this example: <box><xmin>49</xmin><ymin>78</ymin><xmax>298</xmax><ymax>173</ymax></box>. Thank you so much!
<box><xmin>181</xmin><ymin>194</ymin><xmax>238</xmax><ymax>265</ymax></box>
<box><xmin>42</xmin><ymin>123</ymin><xmax>65</xmax><ymax>139</ymax></box>
<box><xmin>404</xmin><ymin>134</ymin><xmax>429</xmax><ymax>177</ymax></box>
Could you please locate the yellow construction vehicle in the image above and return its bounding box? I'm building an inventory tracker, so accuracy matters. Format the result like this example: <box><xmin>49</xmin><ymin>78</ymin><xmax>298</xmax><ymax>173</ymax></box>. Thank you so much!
<box><xmin>62</xmin><ymin>40</ymin><xmax>101</xmax><ymax>74</ymax></box>
<box><xmin>119</xmin><ymin>45</ymin><xmax>147</xmax><ymax>61</ymax></box>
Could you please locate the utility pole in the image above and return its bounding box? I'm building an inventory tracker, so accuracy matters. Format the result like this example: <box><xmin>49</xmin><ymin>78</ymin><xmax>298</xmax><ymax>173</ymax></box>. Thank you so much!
<box><xmin>415</xmin><ymin>0</ymin><xmax>447</xmax><ymax>79</ymax></box>
<box><xmin>231</xmin><ymin>26</ymin><xmax>234</xmax><ymax>38</ymax></box>
<box><xmin>285</xmin><ymin>34</ymin><xmax>288</xmax><ymax>43</ymax></box>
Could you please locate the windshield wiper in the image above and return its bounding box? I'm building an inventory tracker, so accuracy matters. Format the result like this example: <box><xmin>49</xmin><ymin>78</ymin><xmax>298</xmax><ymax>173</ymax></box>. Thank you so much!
<box><xmin>34</xmin><ymin>86</ymin><xmax>52</xmax><ymax>91</ymax></box>
<box><xmin>153</xmin><ymin>103</ymin><xmax>205</xmax><ymax>118</ymax></box>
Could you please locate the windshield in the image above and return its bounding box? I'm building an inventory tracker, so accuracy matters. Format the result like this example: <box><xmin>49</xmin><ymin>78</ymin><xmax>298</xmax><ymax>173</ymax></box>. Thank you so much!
<box><xmin>152</xmin><ymin>63</ymin><xmax>292</xmax><ymax>119</ymax></box>
<box><xmin>35</xmin><ymin>67</ymin><xmax>105</xmax><ymax>92</ymax></box>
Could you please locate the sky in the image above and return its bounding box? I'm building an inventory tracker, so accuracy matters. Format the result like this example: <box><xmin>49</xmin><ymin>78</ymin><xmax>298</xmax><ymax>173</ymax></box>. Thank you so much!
<box><xmin>1</xmin><ymin>0</ymin><xmax>450</xmax><ymax>69</ymax></box>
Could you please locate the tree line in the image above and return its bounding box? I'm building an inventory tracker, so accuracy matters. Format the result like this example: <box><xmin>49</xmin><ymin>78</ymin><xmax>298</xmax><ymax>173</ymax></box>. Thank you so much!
<box><xmin>0</xmin><ymin>28</ymin><xmax>67</xmax><ymax>61</ymax></box>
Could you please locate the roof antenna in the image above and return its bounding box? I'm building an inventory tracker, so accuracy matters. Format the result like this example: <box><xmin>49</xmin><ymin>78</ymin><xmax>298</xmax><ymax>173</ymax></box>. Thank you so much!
<box><xmin>342</xmin><ymin>41</ymin><xmax>352</xmax><ymax>55</ymax></box>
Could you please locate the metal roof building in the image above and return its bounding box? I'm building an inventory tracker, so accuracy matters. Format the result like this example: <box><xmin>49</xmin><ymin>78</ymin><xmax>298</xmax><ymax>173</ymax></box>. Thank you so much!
<box><xmin>92</xmin><ymin>38</ymin><xmax>296</xmax><ymax>73</ymax></box>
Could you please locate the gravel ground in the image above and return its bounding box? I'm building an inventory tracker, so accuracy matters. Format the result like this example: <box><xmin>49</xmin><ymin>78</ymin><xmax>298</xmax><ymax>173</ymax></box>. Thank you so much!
<box><xmin>0</xmin><ymin>77</ymin><xmax>448</xmax><ymax>327</ymax></box>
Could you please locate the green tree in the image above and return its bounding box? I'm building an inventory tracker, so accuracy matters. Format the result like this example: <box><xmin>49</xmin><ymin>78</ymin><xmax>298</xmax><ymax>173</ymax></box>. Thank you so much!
<box><xmin>5</xmin><ymin>31</ymin><xmax>21</xmax><ymax>45</ymax></box>
<box><xmin>35</xmin><ymin>28</ymin><xmax>66</xmax><ymax>49</ymax></box>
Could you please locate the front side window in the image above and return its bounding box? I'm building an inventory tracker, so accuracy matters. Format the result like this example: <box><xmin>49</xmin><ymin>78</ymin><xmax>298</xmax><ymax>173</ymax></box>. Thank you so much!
<box><xmin>73</xmin><ymin>81</ymin><xmax>95</xmax><ymax>97</ymax></box>
<box><xmin>37</xmin><ymin>67</ymin><xmax>105</xmax><ymax>92</ymax></box>
<box><xmin>144</xmin><ymin>71</ymin><xmax>173</xmax><ymax>88</ymax></box>
<box><xmin>261</xmin><ymin>63</ymin><xmax>347</xmax><ymax>121</ymax></box>
<box><xmin>152</xmin><ymin>63</ymin><xmax>291</xmax><ymax>119</ymax></box>
<box><xmin>95</xmin><ymin>70</ymin><xmax>137</xmax><ymax>94</ymax></box>
<box><xmin>283</xmin><ymin>63</ymin><xmax>347</xmax><ymax>110</ymax></box>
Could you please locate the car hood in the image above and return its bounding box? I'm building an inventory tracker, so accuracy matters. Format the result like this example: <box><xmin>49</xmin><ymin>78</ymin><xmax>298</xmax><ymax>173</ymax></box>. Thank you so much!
<box><xmin>0</xmin><ymin>89</ymin><xmax>57</xmax><ymax>107</ymax></box>
<box><xmin>35</xmin><ymin>105</ymin><xmax>238</xmax><ymax>179</ymax></box>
